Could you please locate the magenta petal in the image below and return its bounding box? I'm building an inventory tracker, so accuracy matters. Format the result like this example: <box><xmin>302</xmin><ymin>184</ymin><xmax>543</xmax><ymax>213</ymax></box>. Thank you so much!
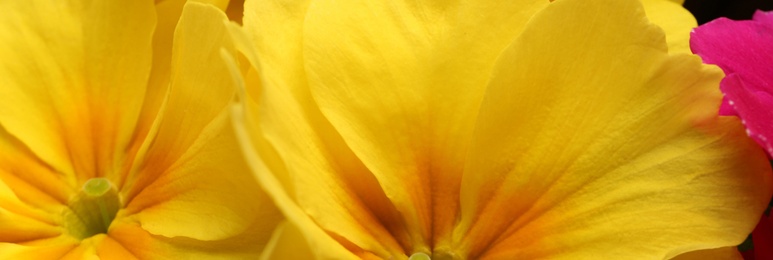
<box><xmin>690</xmin><ymin>11</ymin><xmax>773</xmax><ymax>156</ymax></box>
<box><xmin>754</xmin><ymin>10</ymin><xmax>773</xmax><ymax>24</ymax></box>
<box><xmin>719</xmin><ymin>97</ymin><xmax>738</xmax><ymax>116</ymax></box>
<box><xmin>723</xmin><ymin>74</ymin><xmax>773</xmax><ymax>155</ymax></box>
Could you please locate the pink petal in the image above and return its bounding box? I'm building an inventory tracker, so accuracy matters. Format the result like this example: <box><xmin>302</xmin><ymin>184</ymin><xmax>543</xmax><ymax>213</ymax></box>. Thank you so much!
<box><xmin>754</xmin><ymin>10</ymin><xmax>773</xmax><ymax>24</ymax></box>
<box><xmin>690</xmin><ymin>11</ymin><xmax>773</xmax><ymax>157</ymax></box>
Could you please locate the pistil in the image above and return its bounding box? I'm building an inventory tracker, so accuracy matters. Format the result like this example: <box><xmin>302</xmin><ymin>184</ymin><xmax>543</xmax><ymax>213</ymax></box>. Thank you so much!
<box><xmin>65</xmin><ymin>178</ymin><xmax>121</xmax><ymax>239</ymax></box>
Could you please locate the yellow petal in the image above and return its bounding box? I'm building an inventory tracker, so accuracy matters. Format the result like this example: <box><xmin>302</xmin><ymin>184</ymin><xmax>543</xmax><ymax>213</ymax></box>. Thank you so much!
<box><xmin>0</xmin><ymin>177</ymin><xmax>61</xmax><ymax>243</ymax></box>
<box><xmin>108</xmin><ymin>213</ymin><xmax>277</xmax><ymax>259</ymax></box>
<box><xmin>259</xmin><ymin>222</ymin><xmax>315</xmax><ymax>260</ymax></box>
<box><xmin>135</xmin><ymin>0</ymin><xmax>240</xmax><ymax>170</ymax></box>
<box><xmin>641</xmin><ymin>0</ymin><xmax>697</xmax><ymax>53</ymax></box>
<box><xmin>300</xmin><ymin>0</ymin><xmax>549</xmax><ymax>251</ymax></box>
<box><xmin>124</xmin><ymin>1</ymin><xmax>235</xmax><ymax>200</ymax></box>
<box><xmin>95</xmin><ymin>235</ymin><xmax>138</xmax><ymax>260</ymax></box>
<box><xmin>671</xmin><ymin>247</ymin><xmax>743</xmax><ymax>260</ymax></box>
<box><xmin>60</xmin><ymin>234</ymin><xmax>132</xmax><ymax>260</ymax></box>
<box><xmin>0</xmin><ymin>0</ymin><xmax>155</xmax><ymax>180</ymax></box>
<box><xmin>238</xmin><ymin>0</ymin><xmax>411</xmax><ymax>257</ymax></box>
<box><xmin>132</xmin><ymin>0</ymin><xmax>187</xmax><ymax>160</ymax></box>
<box><xmin>231</xmin><ymin>99</ymin><xmax>357</xmax><ymax>260</ymax></box>
<box><xmin>128</xmin><ymin>111</ymin><xmax>281</xmax><ymax>243</ymax></box>
<box><xmin>456</xmin><ymin>0</ymin><xmax>771</xmax><ymax>258</ymax></box>
<box><xmin>0</xmin><ymin>236</ymin><xmax>78</xmax><ymax>259</ymax></box>
<box><xmin>0</xmin><ymin>130</ymin><xmax>69</xmax><ymax>249</ymax></box>
<box><xmin>0</xmin><ymin>126</ymin><xmax>72</xmax><ymax>208</ymax></box>
<box><xmin>60</xmin><ymin>235</ymin><xmax>105</xmax><ymax>260</ymax></box>
<box><xmin>111</xmin><ymin>1</ymin><xmax>280</xmax><ymax>245</ymax></box>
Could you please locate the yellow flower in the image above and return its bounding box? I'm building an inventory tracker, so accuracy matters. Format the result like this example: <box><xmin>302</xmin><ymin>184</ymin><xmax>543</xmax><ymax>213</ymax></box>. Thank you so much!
<box><xmin>0</xmin><ymin>0</ymin><xmax>280</xmax><ymax>258</ymax></box>
<box><xmin>230</xmin><ymin>0</ymin><xmax>772</xmax><ymax>258</ymax></box>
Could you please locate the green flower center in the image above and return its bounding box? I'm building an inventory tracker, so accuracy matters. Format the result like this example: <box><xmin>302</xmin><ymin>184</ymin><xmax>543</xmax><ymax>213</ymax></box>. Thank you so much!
<box><xmin>409</xmin><ymin>253</ymin><xmax>432</xmax><ymax>260</ymax></box>
<box><xmin>65</xmin><ymin>178</ymin><xmax>121</xmax><ymax>239</ymax></box>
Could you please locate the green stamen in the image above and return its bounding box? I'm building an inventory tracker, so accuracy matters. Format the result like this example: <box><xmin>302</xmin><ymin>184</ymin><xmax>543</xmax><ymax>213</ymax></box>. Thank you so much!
<box><xmin>409</xmin><ymin>252</ymin><xmax>432</xmax><ymax>260</ymax></box>
<box><xmin>82</xmin><ymin>178</ymin><xmax>111</xmax><ymax>196</ymax></box>
<box><xmin>65</xmin><ymin>178</ymin><xmax>121</xmax><ymax>239</ymax></box>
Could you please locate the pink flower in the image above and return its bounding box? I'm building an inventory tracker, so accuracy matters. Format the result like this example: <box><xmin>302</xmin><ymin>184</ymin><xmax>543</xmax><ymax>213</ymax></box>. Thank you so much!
<box><xmin>691</xmin><ymin>10</ymin><xmax>773</xmax><ymax>157</ymax></box>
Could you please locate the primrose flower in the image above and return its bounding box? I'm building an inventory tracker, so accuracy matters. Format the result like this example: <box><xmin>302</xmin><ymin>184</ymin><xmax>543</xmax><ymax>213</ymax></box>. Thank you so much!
<box><xmin>0</xmin><ymin>0</ymin><xmax>280</xmax><ymax>258</ymax></box>
<box><xmin>690</xmin><ymin>10</ymin><xmax>773</xmax><ymax>260</ymax></box>
<box><xmin>230</xmin><ymin>0</ymin><xmax>773</xmax><ymax>258</ymax></box>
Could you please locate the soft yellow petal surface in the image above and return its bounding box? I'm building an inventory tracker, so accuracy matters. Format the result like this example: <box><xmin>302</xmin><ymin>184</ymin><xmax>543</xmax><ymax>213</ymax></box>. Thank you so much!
<box><xmin>238</xmin><ymin>0</ymin><xmax>412</xmax><ymax>257</ymax></box>
<box><xmin>129</xmin><ymin>110</ymin><xmax>280</xmax><ymax>243</ymax></box>
<box><xmin>125</xmin><ymin>1</ymin><xmax>237</xmax><ymax>197</ymax></box>
<box><xmin>229</xmin><ymin>11</ymin><xmax>354</xmax><ymax>255</ymax></box>
<box><xmin>456</xmin><ymin>0</ymin><xmax>771</xmax><ymax>258</ymax></box>
<box><xmin>0</xmin><ymin>177</ymin><xmax>61</xmax><ymax>244</ymax></box>
<box><xmin>108</xmin><ymin>214</ymin><xmax>275</xmax><ymax>259</ymax></box>
<box><xmin>671</xmin><ymin>247</ymin><xmax>743</xmax><ymax>260</ymax></box>
<box><xmin>239</xmin><ymin>0</ymin><xmax>764</xmax><ymax>258</ymax></box>
<box><xmin>641</xmin><ymin>0</ymin><xmax>697</xmax><ymax>53</ymax></box>
<box><xmin>0</xmin><ymin>0</ymin><xmax>155</xmax><ymax>182</ymax></box>
<box><xmin>94</xmin><ymin>235</ymin><xmax>138</xmax><ymax>260</ymax></box>
<box><xmin>0</xmin><ymin>236</ymin><xmax>77</xmax><ymax>259</ymax></box>
<box><xmin>259</xmin><ymin>221</ymin><xmax>316</xmax><ymax>260</ymax></box>
<box><xmin>0</xmin><ymin>126</ymin><xmax>71</xmax><ymax>209</ymax></box>
<box><xmin>231</xmin><ymin>96</ymin><xmax>358</xmax><ymax>260</ymax></box>
<box><xmin>52</xmin><ymin>235</ymin><xmax>148</xmax><ymax>260</ymax></box>
<box><xmin>301</xmin><ymin>0</ymin><xmax>548</xmax><ymax>253</ymax></box>
<box><xmin>0</xmin><ymin>124</ymin><xmax>67</xmax><ymax>245</ymax></box>
<box><xmin>121</xmin><ymin>2</ymin><xmax>280</xmax><ymax>244</ymax></box>
<box><xmin>134</xmin><ymin>0</ymin><xmax>237</xmax><ymax>176</ymax></box>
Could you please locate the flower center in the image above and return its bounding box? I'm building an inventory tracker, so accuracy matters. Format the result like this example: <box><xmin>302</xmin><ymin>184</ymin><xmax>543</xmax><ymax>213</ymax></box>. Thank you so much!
<box><xmin>64</xmin><ymin>178</ymin><xmax>121</xmax><ymax>239</ymax></box>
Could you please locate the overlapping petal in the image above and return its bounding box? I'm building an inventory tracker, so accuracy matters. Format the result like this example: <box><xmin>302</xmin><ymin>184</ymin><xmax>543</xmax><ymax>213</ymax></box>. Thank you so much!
<box><xmin>235</xmin><ymin>0</ymin><xmax>773</xmax><ymax>258</ymax></box>
<box><xmin>121</xmin><ymin>0</ymin><xmax>282</xmax><ymax>246</ymax></box>
<box><xmin>457</xmin><ymin>0</ymin><xmax>770</xmax><ymax>257</ymax></box>
<box><xmin>238</xmin><ymin>0</ymin><xmax>552</xmax><ymax>256</ymax></box>
<box><xmin>304</xmin><ymin>0</ymin><xmax>554</xmax><ymax>252</ymax></box>
<box><xmin>690</xmin><ymin>10</ymin><xmax>773</xmax><ymax>156</ymax></box>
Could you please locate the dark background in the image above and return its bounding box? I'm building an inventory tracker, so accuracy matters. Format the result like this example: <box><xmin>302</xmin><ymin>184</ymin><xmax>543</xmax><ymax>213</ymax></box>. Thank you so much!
<box><xmin>684</xmin><ymin>0</ymin><xmax>773</xmax><ymax>24</ymax></box>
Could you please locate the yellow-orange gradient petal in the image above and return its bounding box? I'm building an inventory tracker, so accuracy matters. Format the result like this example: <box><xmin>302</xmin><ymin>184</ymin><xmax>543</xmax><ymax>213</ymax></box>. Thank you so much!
<box><xmin>259</xmin><ymin>221</ymin><xmax>316</xmax><ymax>259</ymax></box>
<box><xmin>301</xmin><ymin>0</ymin><xmax>548</xmax><ymax>253</ymax></box>
<box><xmin>237</xmin><ymin>0</ymin><xmax>410</xmax><ymax>257</ymax></box>
<box><xmin>0</xmin><ymin>245</ymin><xmax>74</xmax><ymax>259</ymax></box>
<box><xmin>236</xmin><ymin>0</ymin><xmax>758</xmax><ymax>258</ymax></box>
<box><xmin>108</xmin><ymin>215</ymin><xmax>275</xmax><ymax>259</ymax></box>
<box><xmin>121</xmin><ymin>2</ymin><xmax>281</xmax><ymax>246</ymax></box>
<box><xmin>231</xmin><ymin>83</ymin><xmax>358</xmax><ymax>259</ymax></box>
<box><xmin>457</xmin><ymin>0</ymin><xmax>771</xmax><ymax>258</ymax></box>
<box><xmin>672</xmin><ymin>247</ymin><xmax>743</xmax><ymax>260</ymax></box>
<box><xmin>0</xmin><ymin>0</ymin><xmax>155</xmax><ymax>182</ymax></box>
<box><xmin>136</xmin><ymin>0</ymin><xmax>238</xmax><ymax>172</ymax></box>
<box><xmin>0</xmin><ymin>178</ymin><xmax>61</xmax><ymax>244</ymax></box>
